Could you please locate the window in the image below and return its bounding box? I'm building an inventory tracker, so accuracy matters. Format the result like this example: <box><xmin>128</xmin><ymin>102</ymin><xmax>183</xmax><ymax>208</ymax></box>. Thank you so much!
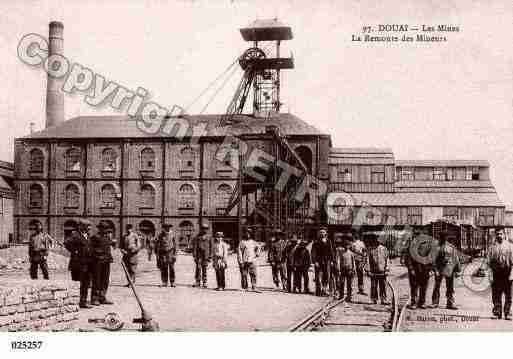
<box><xmin>101</xmin><ymin>184</ymin><xmax>116</xmax><ymax>208</ymax></box>
<box><xmin>64</xmin><ymin>184</ymin><xmax>80</xmax><ymax>208</ymax></box>
<box><xmin>140</xmin><ymin>148</ymin><xmax>155</xmax><ymax>171</ymax></box>
<box><xmin>216</xmin><ymin>146</ymin><xmax>237</xmax><ymax>169</ymax></box>
<box><xmin>478</xmin><ymin>207</ymin><xmax>495</xmax><ymax>226</ymax></box>
<box><xmin>443</xmin><ymin>207</ymin><xmax>458</xmax><ymax>221</ymax></box>
<box><xmin>29</xmin><ymin>149</ymin><xmax>44</xmax><ymax>173</ymax></box>
<box><xmin>400</xmin><ymin>167</ymin><xmax>414</xmax><ymax>181</ymax></box>
<box><xmin>433</xmin><ymin>167</ymin><xmax>445</xmax><ymax>180</ymax></box>
<box><xmin>446</xmin><ymin>168</ymin><xmax>454</xmax><ymax>181</ymax></box>
<box><xmin>371</xmin><ymin>165</ymin><xmax>385</xmax><ymax>183</ymax></box>
<box><xmin>466</xmin><ymin>167</ymin><xmax>480</xmax><ymax>180</ymax></box>
<box><xmin>29</xmin><ymin>184</ymin><xmax>43</xmax><ymax>208</ymax></box>
<box><xmin>179</xmin><ymin>221</ymin><xmax>194</xmax><ymax>248</ymax></box>
<box><xmin>337</xmin><ymin>167</ymin><xmax>352</xmax><ymax>183</ymax></box>
<box><xmin>140</xmin><ymin>184</ymin><xmax>156</xmax><ymax>208</ymax></box>
<box><xmin>216</xmin><ymin>183</ymin><xmax>232</xmax><ymax>212</ymax></box>
<box><xmin>65</xmin><ymin>148</ymin><xmax>81</xmax><ymax>172</ymax></box>
<box><xmin>180</xmin><ymin>147</ymin><xmax>195</xmax><ymax>170</ymax></box>
<box><xmin>407</xmin><ymin>207</ymin><xmax>422</xmax><ymax>225</ymax></box>
<box><xmin>178</xmin><ymin>183</ymin><xmax>196</xmax><ymax>209</ymax></box>
<box><xmin>102</xmin><ymin>148</ymin><xmax>117</xmax><ymax>171</ymax></box>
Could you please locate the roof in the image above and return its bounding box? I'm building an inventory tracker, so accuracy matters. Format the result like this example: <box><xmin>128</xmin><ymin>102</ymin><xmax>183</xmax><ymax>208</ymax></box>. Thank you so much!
<box><xmin>240</xmin><ymin>19</ymin><xmax>293</xmax><ymax>41</ymax></box>
<box><xmin>23</xmin><ymin>113</ymin><xmax>325</xmax><ymax>139</ymax></box>
<box><xmin>328</xmin><ymin>192</ymin><xmax>504</xmax><ymax>207</ymax></box>
<box><xmin>395</xmin><ymin>180</ymin><xmax>495</xmax><ymax>189</ymax></box>
<box><xmin>329</xmin><ymin>147</ymin><xmax>394</xmax><ymax>165</ymax></box>
<box><xmin>396</xmin><ymin>160</ymin><xmax>489</xmax><ymax>167</ymax></box>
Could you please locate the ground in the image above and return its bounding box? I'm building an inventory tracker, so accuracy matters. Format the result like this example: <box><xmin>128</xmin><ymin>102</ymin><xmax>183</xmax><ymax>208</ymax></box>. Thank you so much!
<box><xmin>1</xmin><ymin>248</ymin><xmax>512</xmax><ymax>331</ymax></box>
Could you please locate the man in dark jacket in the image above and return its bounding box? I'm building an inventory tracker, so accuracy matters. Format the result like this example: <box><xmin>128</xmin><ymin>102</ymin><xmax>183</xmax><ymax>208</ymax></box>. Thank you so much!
<box><xmin>268</xmin><ymin>229</ymin><xmax>287</xmax><ymax>290</ymax></box>
<box><xmin>28</xmin><ymin>222</ymin><xmax>53</xmax><ymax>280</ymax></box>
<box><xmin>293</xmin><ymin>238</ymin><xmax>311</xmax><ymax>294</ymax></box>
<box><xmin>192</xmin><ymin>223</ymin><xmax>212</xmax><ymax>287</ymax></box>
<box><xmin>366</xmin><ymin>233</ymin><xmax>390</xmax><ymax>305</ymax></box>
<box><xmin>64</xmin><ymin>219</ymin><xmax>94</xmax><ymax>309</ymax></box>
<box><xmin>432</xmin><ymin>231</ymin><xmax>461</xmax><ymax>310</ymax></box>
<box><xmin>311</xmin><ymin>227</ymin><xmax>334</xmax><ymax>296</ymax></box>
<box><xmin>90</xmin><ymin>221</ymin><xmax>115</xmax><ymax>305</ymax></box>
<box><xmin>283</xmin><ymin>234</ymin><xmax>298</xmax><ymax>292</ymax></box>
<box><xmin>488</xmin><ymin>226</ymin><xmax>513</xmax><ymax>320</ymax></box>
<box><xmin>155</xmin><ymin>224</ymin><xmax>177</xmax><ymax>287</ymax></box>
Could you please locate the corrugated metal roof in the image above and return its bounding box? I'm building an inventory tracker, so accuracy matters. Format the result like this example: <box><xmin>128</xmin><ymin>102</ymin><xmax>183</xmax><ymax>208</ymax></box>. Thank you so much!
<box><xmin>396</xmin><ymin>160</ymin><xmax>489</xmax><ymax>167</ymax></box>
<box><xmin>328</xmin><ymin>192</ymin><xmax>504</xmax><ymax>207</ymax></box>
<box><xmin>331</xmin><ymin>147</ymin><xmax>393</xmax><ymax>154</ymax></box>
<box><xmin>23</xmin><ymin>113</ymin><xmax>325</xmax><ymax>139</ymax></box>
<box><xmin>395</xmin><ymin>180</ymin><xmax>495</xmax><ymax>188</ymax></box>
<box><xmin>329</xmin><ymin>158</ymin><xmax>395</xmax><ymax>165</ymax></box>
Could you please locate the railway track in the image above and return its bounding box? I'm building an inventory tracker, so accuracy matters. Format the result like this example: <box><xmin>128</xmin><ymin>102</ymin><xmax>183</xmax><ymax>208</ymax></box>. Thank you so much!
<box><xmin>290</xmin><ymin>277</ymin><xmax>402</xmax><ymax>332</ymax></box>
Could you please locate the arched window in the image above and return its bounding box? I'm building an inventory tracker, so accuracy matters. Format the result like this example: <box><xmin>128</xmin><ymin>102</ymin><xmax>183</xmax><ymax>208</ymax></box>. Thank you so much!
<box><xmin>140</xmin><ymin>147</ymin><xmax>155</xmax><ymax>171</ymax></box>
<box><xmin>139</xmin><ymin>220</ymin><xmax>155</xmax><ymax>237</ymax></box>
<box><xmin>29</xmin><ymin>219</ymin><xmax>42</xmax><ymax>231</ymax></box>
<box><xmin>102</xmin><ymin>220</ymin><xmax>116</xmax><ymax>238</ymax></box>
<box><xmin>180</xmin><ymin>147</ymin><xmax>195</xmax><ymax>170</ymax></box>
<box><xmin>29</xmin><ymin>148</ymin><xmax>44</xmax><ymax>173</ymax></box>
<box><xmin>64</xmin><ymin>184</ymin><xmax>80</xmax><ymax>208</ymax></box>
<box><xmin>141</xmin><ymin>184</ymin><xmax>156</xmax><ymax>208</ymax></box>
<box><xmin>101</xmin><ymin>184</ymin><xmax>116</xmax><ymax>208</ymax></box>
<box><xmin>295</xmin><ymin>146</ymin><xmax>313</xmax><ymax>174</ymax></box>
<box><xmin>178</xmin><ymin>183</ymin><xmax>195</xmax><ymax>209</ymax></box>
<box><xmin>29</xmin><ymin>184</ymin><xmax>43</xmax><ymax>208</ymax></box>
<box><xmin>102</xmin><ymin>148</ymin><xmax>117</xmax><ymax>171</ymax></box>
<box><xmin>216</xmin><ymin>183</ymin><xmax>232</xmax><ymax>210</ymax></box>
<box><xmin>65</xmin><ymin>148</ymin><xmax>82</xmax><ymax>172</ymax></box>
<box><xmin>179</xmin><ymin>220</ymin><xmax>194</xmax><ymax>248</ymax></box>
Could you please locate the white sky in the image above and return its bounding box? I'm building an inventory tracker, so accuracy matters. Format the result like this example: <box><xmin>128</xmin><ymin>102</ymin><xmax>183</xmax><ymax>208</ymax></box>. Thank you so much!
<box><xmin>1</xmin><ymin>0</ymin><xmax>512</xmax><ymax>206</ymax></box>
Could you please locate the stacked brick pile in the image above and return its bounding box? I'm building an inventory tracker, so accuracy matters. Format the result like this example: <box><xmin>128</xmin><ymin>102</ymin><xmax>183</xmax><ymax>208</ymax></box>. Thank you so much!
<box><xmin>0</xmin><ymin>281</ymin><xmax>80</xmax><ymax>331</ymax></box>
<box><xmin>0</xmin><ymin>246</ymin><xmax>70</xmax><ymax>273</ymax></box>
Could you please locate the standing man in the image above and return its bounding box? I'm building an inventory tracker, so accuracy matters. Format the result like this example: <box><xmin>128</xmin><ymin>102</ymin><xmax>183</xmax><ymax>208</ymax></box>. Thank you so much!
<box><xmin>120</xmin><ymin>224</ymin><xmax>141</xmax><ymax>286</ymax></box>
<box><xmin>192</xmin><ymin>223</ymin><xmax>212</xmax><ymax>288</ymax></box>
<box><xmin>64</xmin><ymin>219</ymin><xmax>94</xmax><ymax>309</ymax></box>
<box><xmin>284</xmin><ymin>234</ymin><xmax>298</xmax><ymax>293</ymax></box>
<box><xmin>145</xmin><ymin>232</ymin><xmax>156</xmax><ymax>262</ymax></box>
<box><xmin>90</xmin><ymin>221</ymin><xmax>115</xmax><ymax>306</ymax></box>
<box><xmin>431</xmin><ymin>231</ymin><xmax>461</xmax><ymax>310</ymax></box>
<box><xmin>155</xmin><ymin>224</ymin><xmax>177</xmax><ymax>287</ymax></box>
<box><xmin>487</xmin><ymin>226</ymin><xmax>513</xmax><ymax>320</ymax></box>
<box><xmin>351</xmin><ymin>232</ymin><xmax>367</xmax><ymax>295</ymax></box>
<box><xmin>28</xmin><ymin>222</ymin><xmax>53</xmax><ymax>280</ymax></box>
<box><xmin>311</xmin><ymin>227</ymin><xmax>334</xmax><ymax>296</ymax></box>
<box><xmin>405</xmin><ymin>228</ymin><xmax>435</xmax><ymax>309</ymax></box>
<box><xmin>212</xmin><ymin>231</ymin><xmax>230</xmax><ymax>290</ymax></box>
<box><xmin>335</xmin><ymin>236</ymin><xmax>356</xmax><ymax>302</ymax></box>
<box><xmin>268</xmin><ymin>229</ymin><xmax>287</xmax><ymax>290</ymax></box>
<box><xmin>366</xmin><ymin>233</ymin><xmax>390</xmax><ymax>305</ymax></box>
<box><xmin>293</xmin><ymin>238</ymin><xmax>311</xmax><ymax>294</ymax></box>
<box><xmin>237</xmin><ymin>228</ymin><xmax>260</xmax><ymax>291</ymax></box>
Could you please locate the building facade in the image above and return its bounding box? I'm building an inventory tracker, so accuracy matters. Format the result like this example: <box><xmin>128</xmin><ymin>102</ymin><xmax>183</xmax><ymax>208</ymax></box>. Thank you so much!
<box><xmin>0</xmin><ymin>161</ymin><xmax>14</xmax><ymax>247</ymax></box>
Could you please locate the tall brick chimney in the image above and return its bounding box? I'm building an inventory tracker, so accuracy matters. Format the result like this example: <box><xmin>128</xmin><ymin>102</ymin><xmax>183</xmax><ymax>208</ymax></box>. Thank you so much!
<box><xmin>45</xmin><ymin>21</ymin><xmax>64</xmax><ymax>128</ymax></box>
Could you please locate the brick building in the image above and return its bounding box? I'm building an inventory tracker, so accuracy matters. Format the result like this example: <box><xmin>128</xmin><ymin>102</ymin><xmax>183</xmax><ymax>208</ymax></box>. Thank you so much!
<box><xmin>0</xmin><ymin>160</ymin><xmax>14</xmax><ymax>247</ymax></box>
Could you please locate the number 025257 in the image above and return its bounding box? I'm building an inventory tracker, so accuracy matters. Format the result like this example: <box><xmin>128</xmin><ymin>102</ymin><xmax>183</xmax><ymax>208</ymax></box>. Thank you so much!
<box><xmin>11</xmin><ymin>341</ymin><xmax>43</xmax><ymax>350</ymax></box>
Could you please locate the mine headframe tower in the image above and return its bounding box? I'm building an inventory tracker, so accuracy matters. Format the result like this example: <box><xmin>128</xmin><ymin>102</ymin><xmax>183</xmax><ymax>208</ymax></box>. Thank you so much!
<box><xmin>222</xmin><ymin>19</ymin><xmax>311</xmax><ymax>243</ymax></box>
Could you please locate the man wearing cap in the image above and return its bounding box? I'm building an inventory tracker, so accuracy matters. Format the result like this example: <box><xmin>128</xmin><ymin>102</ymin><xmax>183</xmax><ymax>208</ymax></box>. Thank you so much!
<box><xmin>335</xmin><ymin>236</ymin><xmax>356</xmax><ymax>302</ymax></box>
<box><xmin>90</xmin><ymin>221</ymin><xmax>115</xmax><ymax>305</ymax></box>
<box><xmin>365</xmin><ymin>233</ymin><xmax>390</xmax><ymax>305</ymax></box>
<box><xmin>237</xmin><ymin>228</ymin><xmax>260</xmax><ymax>291</ymax></box>
<box><xmin>311</xmin><ymin>227</ymin><xmax>334</xmax><ymax>296</ymax></box>
<box><xmin>212</xmin><ymin>231</ymin><xmax>230</xmax><ymax>290</ymax></box>
<box><xmin>155</xmin><ymin>224</ymin><xmax>177</xmax><ymax>287</ymax></box>
<box><xmin>283</xmin><ymin>234</ymin><xmax>298</xmax><ymax>292</ymax></box>
<box><xmin>28</xmin><ymin>222</ymin><xmax>53</xmax><ymax>280</ymax></box>
<box><xmin>431</xmin><ymin>231</ymin><xmax>461</xmax><ymax>310</ymax></box>
<box><xmin>268</xmin><ymin>229</ymin><xmax>287</xmax><ymax>290</ymax></box>
<box><xmin>351</xmin><ymin>232</ymin><xmax>367</xmax><ymax>295</ymax></box>
<box><xmin>292</xmin><ymin>237</ymin><xmax>311</xmax><ymax>294</ymax></box>
<box><xmin>64</xmin><ymin>219</ymin><xmax>94</xmax><ymax>308</ymax></box>
<box><xmin>120</xmin><ymin>224</ymin><xmax>142</xmax><ymax>286</ymax></box>
<box><xmin>192</xmin><ymin>223</ymin><xmax>212</xmax><ymax>288</ymax></box>
<box><xmin>487</xmin><ymin>226</ymin><xmax>513</xmax><ymax>319</ymax></box>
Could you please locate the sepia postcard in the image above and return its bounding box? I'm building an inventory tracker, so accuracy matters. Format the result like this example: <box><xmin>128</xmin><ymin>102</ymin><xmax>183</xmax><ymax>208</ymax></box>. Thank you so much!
<box><xmin>1</xmin><ymin>0</ymin><xmax>513</xmax><ymax>355</ymax></box>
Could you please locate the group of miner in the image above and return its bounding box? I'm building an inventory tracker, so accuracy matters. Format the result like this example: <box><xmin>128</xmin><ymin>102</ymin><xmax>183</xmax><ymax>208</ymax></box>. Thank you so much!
<box><xmin>27</xmin><ymin>220</ymin><xmax>513</xmax><ymax>318</ymax></box>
